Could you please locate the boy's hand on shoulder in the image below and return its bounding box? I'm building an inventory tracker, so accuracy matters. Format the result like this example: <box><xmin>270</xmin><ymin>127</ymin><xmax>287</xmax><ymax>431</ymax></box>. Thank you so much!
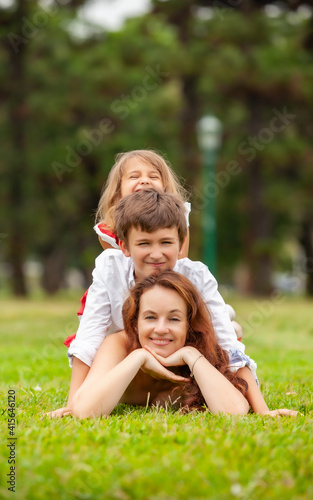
<box><xmin>46</xmin><ymin>406</ymin><xmax>71</xmax><ymax>418</ymax></box>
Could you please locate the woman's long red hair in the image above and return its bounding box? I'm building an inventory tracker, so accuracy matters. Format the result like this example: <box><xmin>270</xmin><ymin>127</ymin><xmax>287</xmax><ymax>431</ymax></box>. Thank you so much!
<box><xmin>122</xmin><ymin>270</ymin><xmax>247</xmax><ymax>411</ymax></box>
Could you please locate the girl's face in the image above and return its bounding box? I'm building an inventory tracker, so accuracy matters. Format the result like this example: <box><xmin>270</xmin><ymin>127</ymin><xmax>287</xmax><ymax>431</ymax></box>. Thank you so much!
<box><xmin>120</xmin><ymin>158</ymin><xmax>164</xmax><ymax>198</ymax></box>
<box><xmin>137</xmin><ymin>285</ymin><xmax>188</xmax><ymax>357</ymax></box>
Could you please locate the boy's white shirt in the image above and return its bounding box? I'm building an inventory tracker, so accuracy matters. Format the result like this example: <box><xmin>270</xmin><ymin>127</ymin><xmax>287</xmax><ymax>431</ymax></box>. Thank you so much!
<box><xmin>68</xmin><ymin>249</ymin><xmax>255</xmax><ymax>374</ymax></box>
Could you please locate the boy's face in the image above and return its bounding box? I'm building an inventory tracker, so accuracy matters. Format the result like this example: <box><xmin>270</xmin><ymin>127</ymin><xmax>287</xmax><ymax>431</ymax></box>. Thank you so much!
<box><xmin>120</xmin><ymin>226</ymin><xmax>182</xmax><ymax>281</ymax></box>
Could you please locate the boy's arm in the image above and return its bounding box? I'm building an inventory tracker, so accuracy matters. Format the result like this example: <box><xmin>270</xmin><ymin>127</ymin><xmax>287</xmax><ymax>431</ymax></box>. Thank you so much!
<box><xmin>48</xmin><ymin>357</ymin><xmax>90</xmax><ymax>418</ymax></box>
<box><xmin>71</xmin><ymin>332</ymin><xmax>129</xmax><ymax>418</ymax></box>
<box><xmin>183</xmin><ymin>263</ymin><xmax>261</xmax><ymax>388</ymax></box>
<box><xmin>194</xmin><ymin>263</ymin><xmax>245</xmax><ymax>353</ymax></box>
<box><xmin>237</xmin><ymin>367</ymin><xmax>269</xmax><ymax>414</ymax></box>
<box><xmin>50</xmin><ymin>253</ymin><xmax>119</xmax><ymax>418</ymax></box>
<box><xmin>49</xmin><ymin>333</ymin><xmax>123</xmax><ymax>418</ymax></box>
<box><xmin>67</xmin><ymin>357</ymin><xmax>90</xmax><ymax>407</ymax></box>
<box><xmin>68</xmin><ymin>253</ymin><xmax>116</xmax><ymax>368</ymax></box>
<box><xmin>237</xmin><ymin>367</ymin><xmax>299</xmax><ymax>416</ymax></box>
<box><xmin>50</xmin><ymin>330</ymin><xmax>126</xmax><ymax>418</ymax></box>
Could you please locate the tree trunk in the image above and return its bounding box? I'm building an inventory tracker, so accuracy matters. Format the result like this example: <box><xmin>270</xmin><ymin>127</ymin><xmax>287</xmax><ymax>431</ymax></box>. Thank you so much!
<box><xmin>41</xmin><ymin>248</ymin><xmax>66</xmax><ymax>294</ymax></box>
<box><xmin>6</xmin><ymin>235</ymin><xmax>28</xmax><ymax>296</ymax></box>
<box><xmin>152</xmin><ymin>0</ymin><xmax>202</xmax><ymax>188</ymax></box>
<box><xmin>179</xmin><ymin>76</ymin><xmax>202</xmax><ymax>188</ymax></box>
<box><xmin>5</xmin><ymin>0</ymin><xmax>29</xmax><ymax>296</ymax></box>
<box><xmin>245</xmin><ymin>159</ymin><xmax>274</xmax><ymax>295</ymax></box>
<box><xmin>299</xmin><ymin>217</ymin><xmax>313</xmax><ymax>296</ymax></box>
<box><xmin>243</xmin><ymin>96</ymin><xmax>274</xmax><ymax>295</ymax></box>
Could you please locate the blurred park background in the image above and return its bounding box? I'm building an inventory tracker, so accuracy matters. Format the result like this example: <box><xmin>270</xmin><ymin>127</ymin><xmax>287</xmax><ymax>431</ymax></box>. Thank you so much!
<box><xmin>1</xmin><ymin>0</ymin><xmax>313</xmax><ymax>299</ymax></box>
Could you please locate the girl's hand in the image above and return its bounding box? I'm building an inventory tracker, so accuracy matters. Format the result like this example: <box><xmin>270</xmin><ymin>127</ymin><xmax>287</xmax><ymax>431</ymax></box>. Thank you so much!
<box><xmin>262</xmin><ymin>409</ymin><xmax>302</xmax><ymax>417</ymax></box>
<box><xmin>144</xmin><ymin>345</ymin><xmax>198</xmax><ymax>370</ymax></box>
<box><xmin>140</xmin><ymin>349</ymin><xmax>189</xmax><ymax>384</ymax></box>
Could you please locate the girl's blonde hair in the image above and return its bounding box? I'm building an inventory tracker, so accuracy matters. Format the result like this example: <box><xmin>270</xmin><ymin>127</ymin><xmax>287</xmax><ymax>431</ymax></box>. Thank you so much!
<box><xmin>95</xmin><ymin>149</ymin><xmax>188</xmax><ymax>231</ymax></box>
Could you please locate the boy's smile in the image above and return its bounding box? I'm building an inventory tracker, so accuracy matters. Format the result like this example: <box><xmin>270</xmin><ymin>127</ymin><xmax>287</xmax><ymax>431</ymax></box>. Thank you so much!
<box><xmin>120</xmin><ymin>227</ymin><xmax>182</xmax><ymax>281</ymax></box>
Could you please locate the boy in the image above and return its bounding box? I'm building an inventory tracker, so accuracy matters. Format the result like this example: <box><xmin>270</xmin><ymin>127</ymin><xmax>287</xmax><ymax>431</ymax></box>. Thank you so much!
<box><xmin>52</xmin><ymin>190</ymin><xmax>282</xmax><ymax>417</ymax></box>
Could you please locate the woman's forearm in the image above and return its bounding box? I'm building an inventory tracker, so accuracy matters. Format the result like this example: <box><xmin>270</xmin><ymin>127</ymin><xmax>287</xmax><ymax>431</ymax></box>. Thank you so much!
<box><xmin>71</xmin><ymin>350</ymin><xmax>146</xmax><ymax>419</ymax></box>
<box><xmin>185</xmin><ymin>349</ymin><xmax>249</xmax><ymax>415</ymax></box>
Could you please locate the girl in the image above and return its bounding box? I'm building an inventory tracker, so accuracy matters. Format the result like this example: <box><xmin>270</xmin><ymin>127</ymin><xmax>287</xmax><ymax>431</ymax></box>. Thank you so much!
<box><xmin>71</xmin><ymin>270</ymin><xmax>250</xmax><ymax>419</ymax></box>
<box><xmin>93</xmin><ymin>149</ymin><xmax>190</xmax><ymax>257</ymax></box>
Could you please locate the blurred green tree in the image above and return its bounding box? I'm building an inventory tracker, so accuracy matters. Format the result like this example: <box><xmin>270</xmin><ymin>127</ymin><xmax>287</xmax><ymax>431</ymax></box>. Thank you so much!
<box><xmin>1</xmin><ymin>0</ymin><xmax>313</xmax><ymax>297</ymax></box>
<box><xmin>0</xmin><ymin>1</ymin><xmax>184</xmax><ymax>294</ymax></box>
<box><xmin>0</xmin><ymin>0</ymin><xmax>88</xmax><ymax>295</ymax></box>
<box><xmin>150</xmin><ymin>0</ymin><xmax>313</xmax><ymax>295</ymax></box>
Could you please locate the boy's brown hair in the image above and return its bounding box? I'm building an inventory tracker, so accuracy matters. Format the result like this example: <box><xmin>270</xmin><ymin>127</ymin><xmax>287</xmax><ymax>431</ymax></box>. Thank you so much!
<box><xmin>114</xmin><ymin>189</ymin><xmax>187</xmax><ymax>248</ymax></box>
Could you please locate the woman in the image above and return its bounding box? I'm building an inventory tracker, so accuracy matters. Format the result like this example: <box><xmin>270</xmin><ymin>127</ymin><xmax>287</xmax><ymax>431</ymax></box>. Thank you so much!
<box><xmin>71</xmin><ymin>270</ymin><xmax>250</xmax><ymax>419</ymax></box>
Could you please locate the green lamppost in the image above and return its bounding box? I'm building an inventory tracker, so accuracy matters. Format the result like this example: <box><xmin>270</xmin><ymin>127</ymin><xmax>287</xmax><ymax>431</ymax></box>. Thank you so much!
<box><xmin>197</xmin><ymin>115</ymin><xmax>222</xmax><ymax>277</ymax></box>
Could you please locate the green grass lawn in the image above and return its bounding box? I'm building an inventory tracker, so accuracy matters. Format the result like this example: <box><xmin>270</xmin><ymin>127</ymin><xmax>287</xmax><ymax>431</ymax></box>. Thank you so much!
<box><xmin>1</xmin><ymin>293</ymin><xmax>313</xmax><ymax>500</ymax></box>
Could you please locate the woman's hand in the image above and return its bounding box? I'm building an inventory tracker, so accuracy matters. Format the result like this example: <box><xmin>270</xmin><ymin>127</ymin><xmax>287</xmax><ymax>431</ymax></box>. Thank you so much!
<box><xmin>144</xmin><ymin>345</ymin><xmax>199</xmax><ymax>371</ymax></box>
<box><xmin>46</xmin><ymin>407</ymin><xmax>71</xmax><ymax>418</ymax></box>
<box><xmin>145</xmin><ymin>346</ymin><xmax>250</xmax><ymax>416</ymax></box>
<box><xmin>261</xmin><ymin>409</ymin><xmax>302</xmax><ymax>417</ymax></box>
<box><xmin>140</xmin><ymin>349</ymin><xmax>189</xmax><ymax>383</ymax></box>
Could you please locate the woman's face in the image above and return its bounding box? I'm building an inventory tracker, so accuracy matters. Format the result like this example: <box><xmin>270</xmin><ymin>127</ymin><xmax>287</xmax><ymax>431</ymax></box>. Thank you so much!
<box><xmin>137</xmin><ymin>285</ymin><xmax>188</xmax><ymax>357</ymax></box>
<box><xmin>120</xmin><ymin>158</ymin><xmax>164</xmax><ymax>198</ymax></box>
